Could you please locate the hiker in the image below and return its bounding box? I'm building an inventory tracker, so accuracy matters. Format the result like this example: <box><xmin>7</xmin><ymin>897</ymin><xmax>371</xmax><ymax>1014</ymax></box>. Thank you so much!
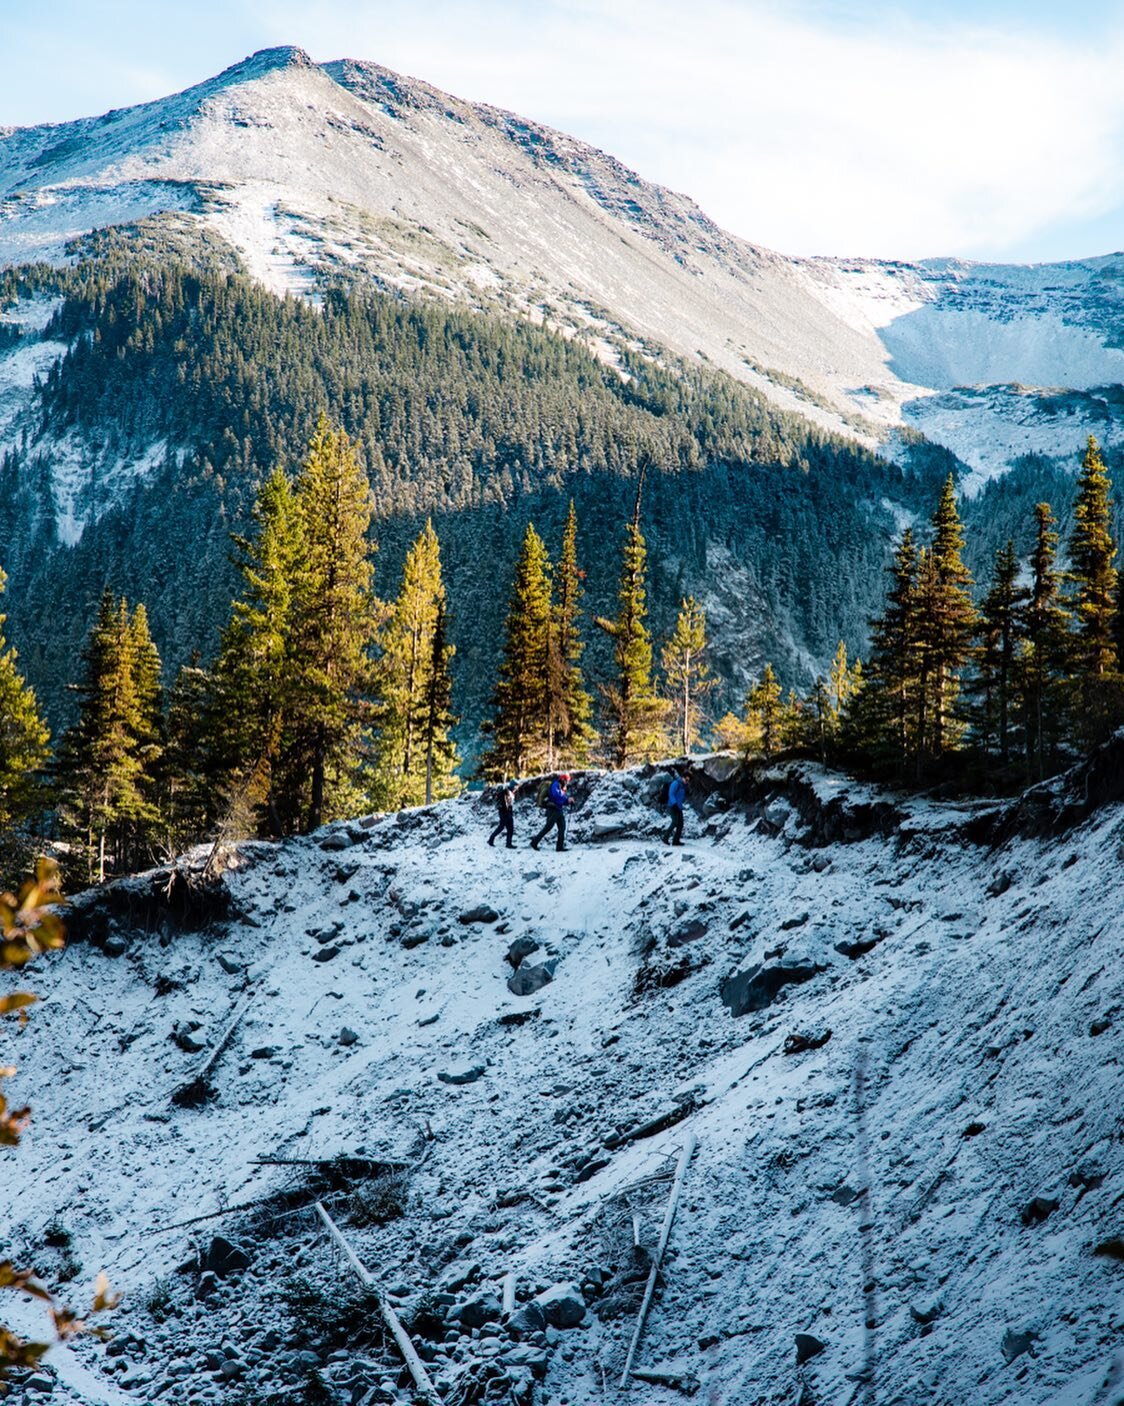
<box><xmin>531</xmin><ymin>772</ymin><xmax>572</xmax><ymax>852</ymax></box>
<box><xmin>663</xmin><ymin>767</ymin><xmax>687</xmax><ymax>846</ymax></box>
<box><xmin>488</xmin><ymin>779</ymin><xmax>518</xmax><ymax>849</ymax></box>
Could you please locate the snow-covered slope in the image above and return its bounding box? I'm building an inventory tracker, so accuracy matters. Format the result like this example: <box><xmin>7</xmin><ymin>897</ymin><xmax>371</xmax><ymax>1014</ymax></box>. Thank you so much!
<box><xmin>6</xmin><ymin>759</ymin><xmax>1122</xmax><ymax>1404</ymax></box>
<box><xmin>3</xmin><ymin>45</ymin><xmax>1123</xmax><ymax>509</ymax></box>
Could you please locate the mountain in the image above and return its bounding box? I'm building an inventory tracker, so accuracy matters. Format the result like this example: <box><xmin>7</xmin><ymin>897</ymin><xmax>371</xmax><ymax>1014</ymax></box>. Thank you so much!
<box><xmin>1</xmin><ymin>48</ymin><xmax>1123</xmax><ymax>736</ymax></box>
<box><xmin>8</xmin><ymin>755</ymin><xmax>1123</xmax><ymax>1404</ymax></box>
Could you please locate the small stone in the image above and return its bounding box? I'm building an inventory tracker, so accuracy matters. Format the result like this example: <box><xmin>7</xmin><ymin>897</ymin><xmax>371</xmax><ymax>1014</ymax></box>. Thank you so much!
<box><xmin>506</xmin><ymin>1301</ymin><xmax>546</xmax><ymax>1336</ymax></box>
<box><xmin>721</xmin><ymin>961</ymin><xmax>822</xmax><ymax>1016</ymax></box>
<box><xmin>195</xmin><ymin>1271</ymin><xmax>219</xmax><ymax>1300</ymax></box>
<box><xmin>1001</xmin><ymin>1328</ymin><xmax>1038</xmax><ymax>1364</ymax></box>
<box><xmin>250</xmin><ymin>1046</ymin><xmax>277</xmax><ymax>1059</ymax></box>
<box><xmin>533</xmin><ymin>1282</ymin><xmax>586</xmax><ymax>1329</ymax></box>
<box><xmin>103</xmin><ymin>934</ymin><xmax>129</xmax><ymax>958</ymax></box>
<box><xmin>438</xmin><ymin>1066</ymin><xmax>485</xmax><ymax>1086</ymax></box>
<box><xmin>1020</xmin><ymin>1196</ymin><xmax>1059</xmax><ymax>1227</ymax></box>
<box><xmin>172</xmin><ymin>1022</ymin><xmax>206</xmax><ymax>1054</ymax></box>
<box><xmin>312</xmin><ymin>945</ymin><xmax>339</xmax><ymax>962</ymax></box>
<box><xmin>440</xmin><ymin>1260</ymin><xmax>482</xmax><ymax>1293</ymax></box>
<box><xmin>795</xmin><ymin>1333</ymin><xmax>826</xmax><ymax>1365</ymax></box>
<box><xmin>339</xmin><ymin>1027</ymin><xmax>359</xmax><ymax>1046</ymax></box>
<box><xmin>668</xmin><ymin>918</ymin><xmax>707</xmax><ymax>948</ymax></box>
<box><xmin>459</xmin><ymin>905</ymin><xmax>500</xmax><ymax>925</ymax></box>
<box><xmin>201</xmin><ymin>1236</ymin><xmax>250</xmax><ymax>1278</ymax></box>
<box><xmin>780</xmin><ymin>911</ymin><xmax>810</xmax><ymax>931</ymax></box>
<box><xmin>506</xmin><ymin>937</ymin><xmax>540</xmax><ymax>969</ymax></box>
<box><xmin>216</xmin><ymin>954</ymin><xmax>243</xmax><ymax>975</ymax></box>
<box><xmin>459</xmin><ymin>1293</ymin><xmax>502</xmax><ymax>1328</ymax></box>
<box><xmin>507</xmin><ymin>961</ymin><xmax>557</xmax><ymax>997</ymax></box>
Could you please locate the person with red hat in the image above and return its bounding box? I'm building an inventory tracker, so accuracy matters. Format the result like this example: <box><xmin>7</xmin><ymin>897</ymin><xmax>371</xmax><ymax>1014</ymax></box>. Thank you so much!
<box><xmin>531</xmin><ymin>772</ymin><xmax>572</xmax><ymax>852</ymax></box>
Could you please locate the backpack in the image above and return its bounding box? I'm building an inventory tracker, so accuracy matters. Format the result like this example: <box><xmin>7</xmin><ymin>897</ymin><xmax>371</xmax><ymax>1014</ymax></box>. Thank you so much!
<box><xmin>536</xmin><ymin>779</ymin><xmax>552</xmax><ymax>809</ymax></box>
<box><xmin>657</xmin><ymin>778</ymin><xmax>671</xmax><ymax>806</ymax></box>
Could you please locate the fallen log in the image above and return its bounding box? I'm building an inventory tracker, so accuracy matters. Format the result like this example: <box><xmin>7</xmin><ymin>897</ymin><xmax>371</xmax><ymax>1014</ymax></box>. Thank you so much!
<box><xmin>172</xmin><ymin>991</ymin><xmax>254</xmax><ymax>1106</ymax></box>
<box><xmin>619</xmin><ymin>1135</ymin><xmax>697</xmax><ymax>1389</ymax></box>
<box><xmin>314</xmin><ymin>1202</ymin><xmax>441</xmax><ymax>1406</ymax></box>
<box><xmin>605</xmin><ymin>1098</ymin><xmax>697</xmax><ymax>1150</ymax></box>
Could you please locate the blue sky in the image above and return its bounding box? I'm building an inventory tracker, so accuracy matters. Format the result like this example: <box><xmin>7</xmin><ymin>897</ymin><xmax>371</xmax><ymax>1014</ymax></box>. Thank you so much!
<box><xmin>3</xmin><ymin>0</ymin><xmax>1124</xmax><ymax>262</ymax></box>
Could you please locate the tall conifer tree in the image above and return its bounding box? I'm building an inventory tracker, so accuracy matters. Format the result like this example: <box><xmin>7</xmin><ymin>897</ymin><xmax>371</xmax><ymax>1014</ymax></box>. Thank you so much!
<box><xmin>661</xmin><ymin>596</ymin><xmax>713</xmax><ymax>755</ymax></box>
<box><xmin>552</xmin><ymin>501</ymin><xmax>596</xmax><ymax>765</ymax></box>
<box><xmin>597</xmin><ymin>487</ymin><xmax>668</xmax><ymax>767</ymax></box>
<box><xmin>487</xmin><ymin>524</ymin><xmax>553</xmax><ymax>777</ymax></box>
<box><xmin>973</xmin><ymin>541</ymin><xmax>1024</xmax><ymax>766</ymax></box>
<box><xmin>916</xmin><ymin>475</ymin><xmax>977</xmax><ymax>765</ymax></box>
<box><xmin>847</xmin><ymin>527</ymin><xmax>920</xmax><ymax>772</ymax></box>
<box><xmin>1068</xmin><ymin>435</ymin><xmax>1118</xmax><ymax>679</ymax></box>
<box><xmin>375</xmin><ymin>521</ymin><xmax>459</xmax><ymax>808</ymax></box>
<box><xmin>1019</xmin><ymin>503</ymin><xmax>1070</xmax><ymax>780</ymax></box>
<box><xmin>0</xmin><ymin>566</ymin><xmax>49</xmax><ymax>849</ymax></box>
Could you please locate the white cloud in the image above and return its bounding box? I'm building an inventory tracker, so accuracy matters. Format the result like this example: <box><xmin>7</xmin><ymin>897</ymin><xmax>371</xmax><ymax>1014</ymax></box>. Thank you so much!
<box><xmin>247</xmin><ymin>0</ymin><xmax>1124</xmax><ymax>260</ymax></box>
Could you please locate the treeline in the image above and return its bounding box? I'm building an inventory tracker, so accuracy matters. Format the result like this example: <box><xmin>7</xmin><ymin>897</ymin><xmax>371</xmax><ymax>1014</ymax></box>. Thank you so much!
<box><xmin>0</xmin><ymin>234</ymin><xmax>933</xmax><ymax>739</ymax></box>
<box><xmin>717</xmin><ymin>436</ymin><xmax>1124</xmax><ymax>788</ymax></box>
<box><xmin>3</xmin><ymin>427</ymin><xmax>1123</xmax><ymax>884</ymax></box>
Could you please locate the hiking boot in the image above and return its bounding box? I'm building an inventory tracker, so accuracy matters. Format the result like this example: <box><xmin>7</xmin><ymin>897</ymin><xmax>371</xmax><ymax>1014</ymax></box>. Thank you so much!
<box><xmin>487</xmin><ymin>836</ymin><xmax>495</xmax><ymax>847</ymax></box>
<box><xmin>530</xmin><ymin>839</ymin><xmax>540</xmax><ymax>850</ymax></box>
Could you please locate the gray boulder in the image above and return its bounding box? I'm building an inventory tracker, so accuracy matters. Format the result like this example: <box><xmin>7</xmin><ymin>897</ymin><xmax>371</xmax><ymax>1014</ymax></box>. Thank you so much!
<box><xmin>721</xmin><ymin>961</ymin><xmax>822</xmax><ymax>1016</ymax></box>
<box><xmin>507</xmin><ymin>961</ymin><xmax>557</xmax><ymax>997</ymax></box>
<box><xmin>201</xmin><ymin>1235</ymin><xmax>250</xmax><ymax>1278</ymax></box>
<box><xmin>506</xmin><ymin>1301</ymin><xmax>547</xmax><ymax>1336</ymax></box>
<box><xmin>534</xmin><ymin>1282</ymin><xmax>586</xmax><ymax>1329</ymax></box>
<box><xmin>459</xmin><ymin>904</ymin><xmax>500</xmax><ymax>925</ymax></box>
<box><xmin>459</xmin><ymin>1292</ymin><xmax>502</xmax><ymax>1329</ymax></box>
<box><xmin>506</xmin><ymin>937</ymin><xmax>541</xmax><ymax>969</ymax></box>
<box><xmin>795</xmin><ymin>1333</ymin><xmax>826</xmax><ymax>1364</ymax></box>
<box><xmin>437</xmin><ymin>1065</ymin><xmax>485</xmax><ymax>1086</ymax></box>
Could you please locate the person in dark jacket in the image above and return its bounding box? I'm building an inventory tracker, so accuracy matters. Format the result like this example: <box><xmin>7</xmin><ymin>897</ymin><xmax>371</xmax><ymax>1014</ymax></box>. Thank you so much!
<box><xmin>663</xmin><ymin>768</ymin><xmax>687</xmax><ymax>846</ymax></box>
<box><xmin>488</xmin><ymin>779</ymin><xmax>518</xmax><ymax>848</ymax></box>
<box><xmin>531</xmin><ymin>773</ymin><xmax>572</xmax><ymax>851</ymax></box>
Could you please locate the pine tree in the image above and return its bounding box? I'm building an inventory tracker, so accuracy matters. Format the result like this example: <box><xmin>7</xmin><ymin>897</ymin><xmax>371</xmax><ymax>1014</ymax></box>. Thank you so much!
<box><xmin>661</xmin><ymin>596</ymin><xmax>714</xmax><ymax>755</ymax></box>
<box><xmin>552</xmin><ymin>501</ymin><xmax>596</xmax><ymax>766</ymax></box>
<box><xmin>421</xmin><ymin>601</ymin><xmax>459</xmax><ymax>805</ymax></box>
<box><xmin>973</xmin><ymin>541</ymin><xmax>1024</xmax><ymax>766</ymax></box>
<box><xmin>162</xmin><ymin>658</ymin><xmax>214</xmax><ymax>854</ymax></box>
<box><xmin>375</xmin><ymin>521</ymin><xmax>459</xmax><ymax>808</ymax></box>
<box><xmin>916</xmin><ymin>475</ymin><xmax>978</xmax><ymax>766</ymax></box>
<box><xmin>288</xmin><ymin>416</ymin><xmax>380</xmax><ymax>831</ymax></box>
<box><xmin>209</xmin><ymin>465</ymin><xmax>304</xmax><ymax>835</ymax></box>
<box><xmin>1068</xmin><ymin>435</ymin><xmax>1118</xmax><ymax>678</ymax></box>
<box><xmin>487</xmin><ymin>523</ymin><xmax>554</xmax><ymax>777</ymax></box>
<box><xmin>847</xmin><ymin>527</ymin><xmax>920</xmax><ymax>773</ymax></box>
<box><xmin>1066</xmin><ymin>435</ymin><xmax>1123</xmax><ymax>744</ymax></box>
<box><xmin>56</xmin><ymin>591</ymin><xmax>161</xmax><ymax>881</ymax></box>
<box><xmin>1019</xmin><ymin>503</ymin><xmax>1070</xmax><ymax>780</ymax></box>
<box><xmin>0</xmin><ymin>566</ymin><xmax>50</xmax><ymax>853</ymax></box>
<box><xmin>745</xmin><ymin>664</ymin><xmax>784</xmax><ymax>758</ymax></box>
<box><xmin>596</xmin><ymin>489</ymin><xmax>668</xmax><ymax>767</ymax></box>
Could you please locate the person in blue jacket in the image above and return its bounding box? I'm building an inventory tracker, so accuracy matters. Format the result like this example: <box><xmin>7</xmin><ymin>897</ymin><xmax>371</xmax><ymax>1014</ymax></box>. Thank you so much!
<box><xmin>531</xmin><ymin>772</ymin><xmax>572</xmax><ymax>852</ymax></box>
<box><xmin>663</xmin><ymin>768</ymin><xmax>687</xmax><ymax>846</ymax></box>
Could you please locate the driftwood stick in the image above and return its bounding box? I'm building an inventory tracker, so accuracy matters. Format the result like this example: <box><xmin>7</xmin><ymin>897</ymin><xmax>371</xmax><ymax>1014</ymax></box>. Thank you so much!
<box><xmin>197</xmin><ymin>992</ymin><xmax>255</xmax><ymax>1083</ymax></box>
<box><xmin>619</xmin><ymin>1136</ymin><xmax>697</xmax><ymax>1390</ymax></box>
<box><xmin>314</xmin><ymin>1202</ymin><xmax>441</xmax><ymax>1405</ymax></box>
<box><xmin>501</xmin><ymin>1272</ymin><xmax>516</xmax><ymax>1317</ymax></box>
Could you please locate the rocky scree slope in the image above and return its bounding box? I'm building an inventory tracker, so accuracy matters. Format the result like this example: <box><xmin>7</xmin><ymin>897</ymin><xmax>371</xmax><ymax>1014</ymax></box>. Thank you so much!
<box><xmin>3</xmin><ymin>45</ymin><xmax>1124</xmax><ymax>479</ymax></box>
<box><xmin>3</xmin><ymin>758</ymin><xmax>1123</xmax><ymax>1405</ymax></box>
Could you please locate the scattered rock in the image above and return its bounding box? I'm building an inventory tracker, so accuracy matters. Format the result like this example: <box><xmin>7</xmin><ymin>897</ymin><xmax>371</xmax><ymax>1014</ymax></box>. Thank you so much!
<box><xmin>506</xmin><ymin>937</ymin><xmax>541</xmax><ymax>969</ymax></box>
<box><xmin>401</xmin><ymin>931</ymin><xmax>430</xmax><ymax>949</ymax></box>
<box><xmin>339</xmin><ymin>1027</ymin><xmax>359</xmax><ymax>1046</ymax></box>
<box><xmin>668</xmin><ymin>918</ymin><xmax>707</xmax><ymax>948</ymax></box>
<box><xmin>1020</xmin><ymin>1196</ymin><xmax>1059</xmax><ymax>1227</ymax></box>
<box><xmin>312</xmin><ymin>945</ymin><xmax>340</xmax><ymax>962</ymax></box>
<box><xmin>459</xmin><ymin>905</ymin><xmax>500</xmax><ymax>925</ymax></box>
<box><xmin>834</xmin><ymin>936</ymin><xmax>879</xmax><ymax>960</ymax></box>
<box><xmin>103</xmin><ymin>934</ymin><xmax>129</xmax><ymax>958</ymax></box>
<box><xmin>1090</xmin><ymin>1015</ymin><xmax>1112</xmax><ymax>1036</ymax></box>
<box><xmin>1001</xmin><ymin>1328</ymin><xmax>1038</xmax><ymax>1364</ymax></box>
<box><xmin>794</xmin><ymin>1333</ymin><xmax>826</xmax><ymax>1365</ymax></box>
<box><xmin>438</xmin><ymin>1066</ymin><xmax>485</xmax><ymax>1086</ymax></box>
<box><xmin>201</xmin><ymin>1236</ymin><xmax>250</xmax><ymax>1278</ymax></box>
<box><xmin>534</xmin><ymin>1282</ymin><xmax>586</xmax><ymax>1329</ymax></box>
<box><xmin>506</xmin><ymin>1301</ymin><xmax>547</xmax><ymax>1336</ymax></box>
<box><xmin>24</xmin><ymin>1373</ymin><xmax>55</xmax><ymax>1393</ymax></box>
<box><xmin>172</xmin><ymin>1022</ymin><xmax>206</xmax><ymax>1054</ymax></box>
<box><xmin>909</xmin><ymin>1300</ymin><xmax>944</xmax><ymax>1326</ymax></box>
<box><xmin>507</xmin><ymin>961</ymin><xmax>557</xmax><ymax>997</ymax></box>
<box><xmin>1093</xmin><ymin>1236</ymin><xmax>1124</xmax><ymax>1262</ymax></box>
<box><xmin>829</xmin><ymin>1185</ymin><xmax>862</xmax><ymax>1207</ymax></box>
<box><xmin>721</xmin><ymin>962</ymin><xmax>823</xmax><ymax>1016</ymax></box>
<box><xmin>195</xmin><ymin>1271</ymin><xmax>220</xmax><ymax>1300</ymax></box>
<box><xmin>250</xmin><ymin>1046</ymin><xmax>277</xmax><ymax>1059</ymax></box>
<box><xmin>216</xmin><ymin>954</ymin><xmax>243</xmax><ymax>975</ymax></box>
<box><xmin>962</xmin><ymin>1121</ymin><xmax>986</xmax><ymax>1138</ymax></box>
<box><xmin>783</xmin><ymin>1029</ymin><xmax>832</xmax><ymax>1055</ymax></box>
<box><xmin>459</xmin><ymin>1292</ymin><xmax>502</xmax><ymax>1328</ymax></box>
<box><xmin>780</xmin><ymin>911</ymin><xmax>810</xmax><ymax>931</ymax></box>
<box><xmin>440</xmin><ymin>1260</ymin><xmax>482</xmax><ymax>1293</ymax></box>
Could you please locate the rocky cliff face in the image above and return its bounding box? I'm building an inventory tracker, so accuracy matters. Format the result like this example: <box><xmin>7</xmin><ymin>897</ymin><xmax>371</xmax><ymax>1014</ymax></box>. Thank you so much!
<box><xmin>8</xmin><ymin>759</ymin><xmax>1122</xmax><ymax>1404</ymax></box>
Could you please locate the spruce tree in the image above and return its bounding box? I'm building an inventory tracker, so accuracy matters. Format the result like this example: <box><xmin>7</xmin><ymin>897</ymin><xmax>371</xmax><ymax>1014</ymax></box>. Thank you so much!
<box><xmin>1068</xmin><ymin>435</ymin><xmax>1118</xmax><ymax>678</ymax></box>
<box><xmin>848</xmin><ymin>528</ymin><xmax>920</xmax><ymax>774</ymax></box>
<box><xmin>209</xmin><ymin>465</ymin><xmax>304</xmax><ymax>835</ymax></box>
<box><xmin>162</xmin><ymin>658</ymin><xmax>214</xmax><ymax>854</ymax></box>
<box><xmin>375</xmin><ymin>521</ymin><xmax>459</xmax><ymax>808</ymax></box>
<box><xmin>745</xmin><ymin>664</ymin><xmax>784</xmax><ymax>757</ymax></box>
<box><xmin>1019</xmin><ymin>503</ymin><xmax>1070</xmax><ymax>780</ymax></box>
<box><xmin>661</xmin><ymin>596</ymin><xmax>713</xmax><ymax>755</ymax></box>
<box><xmin>552</xmin><ymin>501</ymin><xmax>596</xmax><ymax>765</ymax></box>
<box><xmin>487</xmin><ymin>523</ymin><xmax>553</xmax><ymax>777</ymax></box>
<box><xmin>973</xmin><ymin>541</ymin><xmax>1024</xmax><ymax>766</ymax></box>
<box><xmin>596</xmin><ymin>491</ymin><xmax>668</xmax><ymax>767</ymax></box>
<box><xmin>56</xmin><ymin>591</ymin><xmax>161</xmax><ymax>881</ymax></box>
<box><xmin>288</xmin><ymin>416</ymin><xmax>379</xmax><ymax>830</ymax></box>
<box><xmin>0</xmin><ymin>566</ymin><xmax>50</xmax><ymax>853</ymax></box>
<box><xmin>917</xmin><ymin>475</ymin><xmax>977</xmax><ymax>766</ymax></box>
